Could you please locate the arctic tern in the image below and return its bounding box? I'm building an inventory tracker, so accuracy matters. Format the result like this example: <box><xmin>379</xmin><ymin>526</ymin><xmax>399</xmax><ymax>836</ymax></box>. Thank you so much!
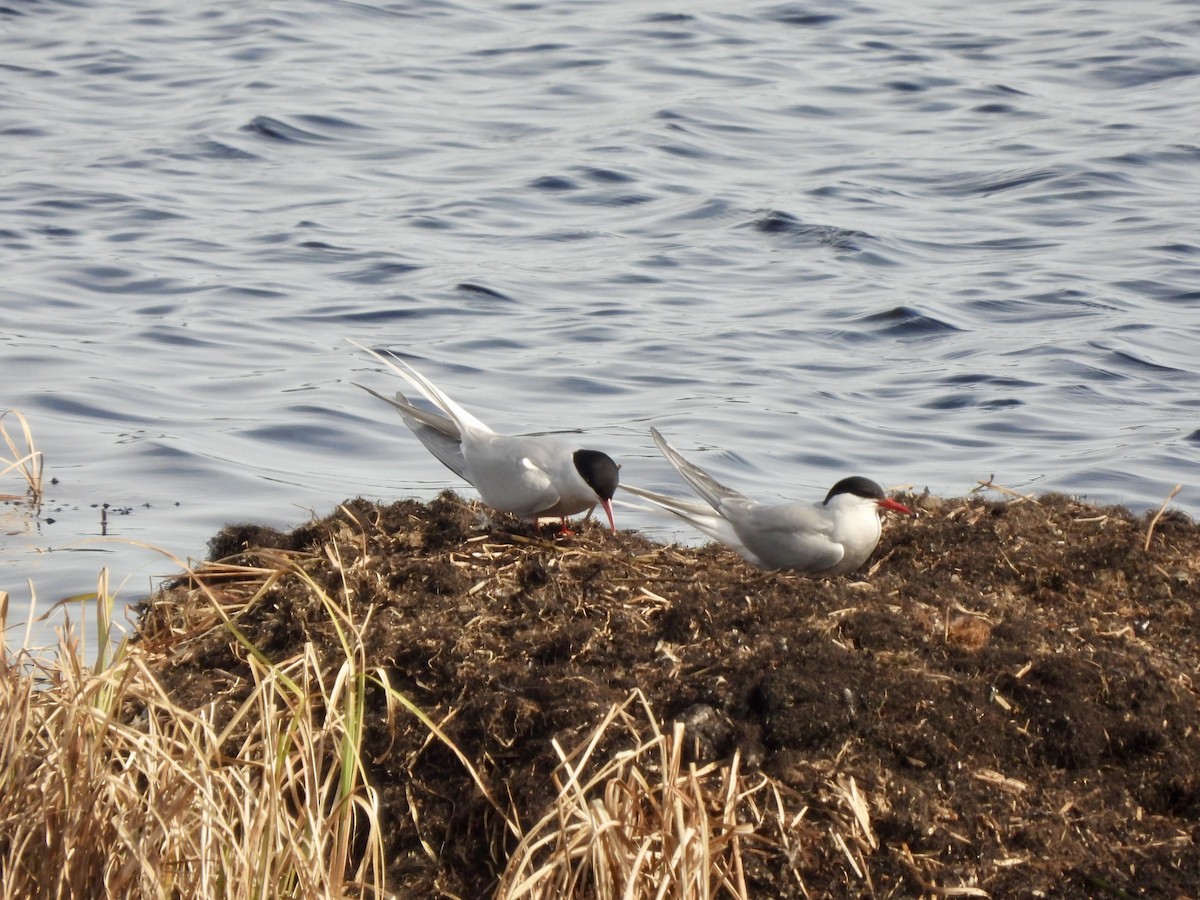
<box><xmin>351</xmin><ymin>341</ymin><xmax>618</xmax><ymax>531</ymax></box>
<box><xmin>622</xmin><ymin>427</ymin><xmax>913</xmax><ymax>573</ymax></box>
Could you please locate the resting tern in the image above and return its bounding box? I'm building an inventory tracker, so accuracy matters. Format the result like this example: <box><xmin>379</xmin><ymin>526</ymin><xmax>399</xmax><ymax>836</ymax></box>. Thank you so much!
<box><xmin>622</xmin><ymin>427</ymin><xmax>914</xmax><ymax>573</ymax></box>
<box><xmin>351</xmin><ymin>340</ymin><xmax>618</xmax><ymax>531</ymax></box>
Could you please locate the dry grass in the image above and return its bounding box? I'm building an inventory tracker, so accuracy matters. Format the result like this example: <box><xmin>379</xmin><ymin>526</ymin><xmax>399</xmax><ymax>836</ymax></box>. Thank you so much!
<box><xmin>0</xmin><ymin>409</ymin><xmax>43</xmax><ymax>504</ymax></box>
<box><xmin>109</xmin><ymin>526</ymin><xmax>887</xmax><ymax>899</ymax></box>
<box><xmin>1143</xmin><ymin>483</ymin><xmax>1183</xmax><ymax>550</ymax></box>
<box><xmin>19</xmin><ymin>485</ymin><xmax>1185</xmax><ymax>895</ymax></box>
<box><xmin>498</xmin><ymin>690</ymin><xmax>855</xmax><ymax>900</ymax></box>
<box><xmin>0</xmin><ymin>556</ymin><xmax>387</xmax><ymax>900</ymax></box>
<box><xmin>127</xmin><ymin>497</ymin><xmax>1031</xmax><ymax>896</ymax></box>
<box><xmin>4</xmin><ymin>556</ymin><xmax>817</xmax><ymax>900</ymax></box>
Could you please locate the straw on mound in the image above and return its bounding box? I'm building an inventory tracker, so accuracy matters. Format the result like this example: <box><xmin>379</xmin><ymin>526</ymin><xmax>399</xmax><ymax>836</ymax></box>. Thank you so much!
<box><xmin>133</xmin><ymin>488</ymin><xmax>1200</xmax><ymax>897</ymax></box>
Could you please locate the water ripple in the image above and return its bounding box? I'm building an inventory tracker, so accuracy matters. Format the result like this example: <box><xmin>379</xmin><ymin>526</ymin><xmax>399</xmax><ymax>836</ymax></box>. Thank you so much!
<box><xmin>857</xmin><ymin>306</ymin><xmax>965</xmax><ymax>339</ymax></box>
<box><xmin>241</xmin><ymin>115</ymin><xmax>334</xmax><ymax>144</ymax></box>
<box><xmin>749</xmin><ymin>211</ymin><xmax>871</xmax><ymax>251</ymax></box>
<box><xmin>762</xmin><ymin>5</ymin><xmax>840</xmax><ymax>27</ymax></box>
<box><xmin>3</xmin><ymin>0</ymin><xmax>1200</xmax><ymax>645</ymax></box>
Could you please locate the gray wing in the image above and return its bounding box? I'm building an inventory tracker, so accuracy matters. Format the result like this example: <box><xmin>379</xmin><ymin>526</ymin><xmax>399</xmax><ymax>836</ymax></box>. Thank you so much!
<box><xmin>462</xmin><ymin>432</ymin><xmax>562</xmax><ymax>517</ymax></box>
<box><xmin>621</xmin><ymin>482</ymin><xmax>769</xmax><ymax>567</ymax></box>
<box><xmin>354</xmin><ymin>383</ymin><xmax>468</xmax><ymax>479</ymax></box>
<box><xmin>649</xmin><ymin>427</ymin><xmax>754</xmax><ymax>514</ymax></box>
<box><xmin>726</xmin><ymin>502</ymin><xmax>845</xmax><ymax>572</ymax></box>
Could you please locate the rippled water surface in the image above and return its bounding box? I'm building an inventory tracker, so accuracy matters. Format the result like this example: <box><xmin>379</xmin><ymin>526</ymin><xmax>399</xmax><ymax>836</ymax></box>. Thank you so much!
<box><xmin>3</xmin><ymin>0</ymin><xmax>1199</xmax><ymax>648</ymax></box>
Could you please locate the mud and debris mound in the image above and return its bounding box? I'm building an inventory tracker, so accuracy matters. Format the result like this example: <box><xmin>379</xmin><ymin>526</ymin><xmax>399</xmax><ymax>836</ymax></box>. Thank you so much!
<box><xmin>138</xmin><ymin>490</ymin><xmax>1200</xmax><ymax>897</ymax></box>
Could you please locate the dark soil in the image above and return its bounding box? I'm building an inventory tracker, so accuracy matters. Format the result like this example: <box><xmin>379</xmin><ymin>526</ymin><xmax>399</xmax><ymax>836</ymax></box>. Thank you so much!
<box><xmin>137</xmin><ymin>489</ymin><xmax>1200</xmax><ymax>898</ymax></box>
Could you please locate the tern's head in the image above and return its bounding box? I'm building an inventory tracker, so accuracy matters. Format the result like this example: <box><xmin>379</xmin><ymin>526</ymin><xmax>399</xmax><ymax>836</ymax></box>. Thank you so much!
<box><xmin>574</xmin><ymin>449</ymin><xmax>620</xmax><ymax>530</ymax></box>
<box><xmin>823</xmin><ymin>476</ymin><xmax>915</xmax><ymax>517</ymax></box>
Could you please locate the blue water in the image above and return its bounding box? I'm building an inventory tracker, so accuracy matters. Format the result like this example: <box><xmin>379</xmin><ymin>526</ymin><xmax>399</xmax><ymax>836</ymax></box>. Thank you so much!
<box><xmin>3</xmin><ymin>0</ymin><xmax>1199</xmax><ymax>650</ymax></box>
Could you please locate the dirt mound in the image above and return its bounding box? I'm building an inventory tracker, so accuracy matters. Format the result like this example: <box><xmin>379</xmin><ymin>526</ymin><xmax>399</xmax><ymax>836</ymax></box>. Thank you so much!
<box><xmin>138</xmin><ymin>490</ymin><xmax>1200</xmax><ymax>897</ymax></box>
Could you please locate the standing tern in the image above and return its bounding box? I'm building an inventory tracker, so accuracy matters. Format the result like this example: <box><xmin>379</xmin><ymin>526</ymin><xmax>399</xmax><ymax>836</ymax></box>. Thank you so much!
<box><xmin>622</xmin><ymin>427</ymin><xmax>914</xmax><ymax>574</ymax></box>
<box><xmin>351</xmin><ymin>340</ymin><xmax>618</xmax><ymax>531</ymax></box>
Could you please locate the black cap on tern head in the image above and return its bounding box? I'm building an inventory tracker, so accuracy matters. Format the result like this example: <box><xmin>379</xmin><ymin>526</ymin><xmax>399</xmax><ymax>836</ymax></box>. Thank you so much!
<box><xmin>823</xmin><ymin>475</ymin><xmax>887</xmax><ymax>506</ymax></box>
<box><xmin>573</xmin><ymin>449</ymin><xmax>620</xmax><ymax>500</ymax></box>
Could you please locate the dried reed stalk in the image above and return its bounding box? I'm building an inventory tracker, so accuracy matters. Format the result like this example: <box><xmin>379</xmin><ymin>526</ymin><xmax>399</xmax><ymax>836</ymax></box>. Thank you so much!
<box><xmin>497</xmin><ymin>690</ymin><xmax>821</xmax><ymax>899</ymax></box>
<box><xmin>1143</xmin><ymin>483</ymin><xmax>1182</xmax><ymax>551</ymax></box>
<box><xmin>0</xmin><ymin>408</ymin><xmax>44</xmax><ymax>503</ymax></box>
<box><xmin>0</xmin><ymin>551</ymin><xmax>389</xmax><ymax>899</ymax></box>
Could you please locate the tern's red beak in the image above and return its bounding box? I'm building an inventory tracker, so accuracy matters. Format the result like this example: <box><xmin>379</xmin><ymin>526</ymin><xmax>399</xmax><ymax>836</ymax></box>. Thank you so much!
<box><xmin>599</xmin><ymin>497</ymin><xmax>617</xmax><ymax>531</ymax></box>
<box><xmin>878</xmin><ymin>497</ymin><xmax>916</xmax><ymax>517</ymax></box>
